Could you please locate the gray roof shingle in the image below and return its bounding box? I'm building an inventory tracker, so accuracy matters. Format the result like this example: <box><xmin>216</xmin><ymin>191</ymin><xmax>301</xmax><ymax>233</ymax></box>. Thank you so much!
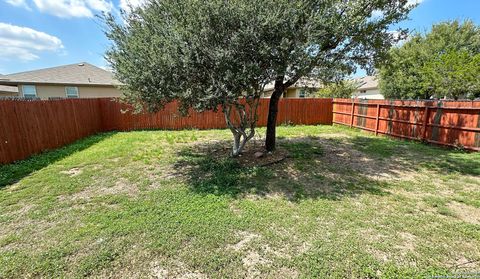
<box><xmin>264</xmin><ymin>77</ymin><xmax>324</xmax><ymax>91</ymax></box>
<box><xmin>354</xmin><ymin>76</ymin><xmax>378</xmax><ymax>90</ymax></box>
<box><xmin>0</xmin><ymin>62</ymin><xmax>121</xmax><ymax>86</ymax></box>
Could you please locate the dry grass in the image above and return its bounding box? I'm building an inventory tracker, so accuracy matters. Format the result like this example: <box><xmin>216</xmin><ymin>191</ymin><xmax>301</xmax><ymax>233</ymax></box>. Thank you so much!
<box><xmin>0</xmin><ymin>125</ymin><xmax>479</xmax><ymax>278</ymax></box>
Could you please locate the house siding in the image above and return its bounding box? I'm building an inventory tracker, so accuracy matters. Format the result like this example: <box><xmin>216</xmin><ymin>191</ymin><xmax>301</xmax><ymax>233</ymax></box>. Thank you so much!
<box><xmin>353</xmin><ymin>88</ymin><xmax>384</xmax><ymax>100</ymax></box>
<box><xmin>261</xmin><ymin>88</ymin><xmax>308</xmax><ymax>98</ymax></box>
<box><xmin>284</xmin><ymin>88</ymin><xmax>298</xmax><ymax>98</ymax></box>
<box><xmin>18</xmin><ymin>84</ymin><xmax>121</xmax><ymax>99</ymax></box>
<box><xmin>0</xmin><ymin>92</ymin><xmax>18</xmax><ymax>97</ymax></box>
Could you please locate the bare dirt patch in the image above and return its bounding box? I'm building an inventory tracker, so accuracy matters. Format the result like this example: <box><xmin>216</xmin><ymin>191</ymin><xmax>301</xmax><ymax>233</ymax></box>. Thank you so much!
<box><xmin>60</xmin><ymin>167</ymin><xmax>83</xmax><ymax>177</ymax></box>
<box><xmin>148</xmin><ymin>165</ymin><xmax>185</xmax><ymax>184</ymax></box>
<box><xmin>311</xmin><ymin>138</ymin><xmax>415</xmax><ymax>181</ymax></box>
<box><xmin>449</xmin><ymin>256</ymin><xmax>480</xmax><ymax>270</ymax></box>
<box><xmin>242</xmin><ymin>251</ymin><xmax>271</xmax><ymax>279</ymax></box>
<box><xmin>271</xmin><ymin>267</ymin><xmax>299</xmax><ymax>279</ymax></box>
<box><xmin>184</xmin><ymin>139</ymin><xmax>289</xmax><ymax>168</ymax></box>
<box><xmin>11</xmin><ymin>203</ymin><xmax>35</xmax><ymax>216</ymax></box>
<box><xmin>64</xmin><ymin>178</ymin><xmax>139</xmax><ymax>201</ymax></box>
<box><xmin>395</xmin><ymin>231</ymin><xmax>417</xmax><ymax>253</ymax></box>
<box><xmin>449</xmin><ymin>202</ymin><xmax>480</xmax><ymax>225</ymax></box>
<box><xmin>0</xmin><ymin>203</ymin><xmax>35</xmax><ymax>239</ymax></box>
<box><xmin>227</xmin><ymin>231</ymin><xmax>260</xmax><ymax>251</ymax></box>
<box><xmin>226</xmin><ymin>230</ymin><xmax>301</xmax><ymax>278</ymax></box>
<box><xmin>151</xmin><ymin>264</ymin><xmax>169</xmax><ymax>278</ymax></box>
<box><xmin>150</xmin><ymin>260</ymin><xmax>208</xmax><ymax>279</ymax></box>
<box><xmin>229</xmin><ymin>203</ymin><xmax>243</xmax><ymax>216</ymax></box>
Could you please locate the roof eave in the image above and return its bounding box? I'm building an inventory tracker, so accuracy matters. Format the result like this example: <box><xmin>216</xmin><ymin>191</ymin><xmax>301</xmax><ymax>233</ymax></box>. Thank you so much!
<box><xmin>0</xmin><ymin>80</ymin><xmax>122</xmax><ymax>87</ymax></box>
<box><xmin>357</xmin><ymin>86</ymin><xmax>378</xmax><ymax>90</ymax></box>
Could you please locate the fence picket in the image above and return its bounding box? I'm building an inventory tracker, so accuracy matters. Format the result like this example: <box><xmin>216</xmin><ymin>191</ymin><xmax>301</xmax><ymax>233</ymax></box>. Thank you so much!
<box><xmin>0</xmin><ymin>98</ymin><xmax>333</xmax><ymax>164</ymax></box>
<box><xmin>2</xmin><ymin>97</ymin><xmax>479</xmax><ymax>164</ymax></box>
<box><xmin>333</xmin><ymin>98</ymin><xmax>480</xmax><ymax>151</ymax></box>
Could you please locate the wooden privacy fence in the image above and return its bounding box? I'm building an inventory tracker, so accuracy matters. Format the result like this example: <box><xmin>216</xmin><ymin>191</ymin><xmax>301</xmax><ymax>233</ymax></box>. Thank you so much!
<box><xmin>333</xmin><ymin>98</ymin><xmax>480</xmax><ymax>151</ymax></box>
<box><xmin>0</xmin><ymin>99</ymin><xmax>104</xmax><ymax>165</ymax></box>
<box><xmin>2</xmin><ymin>97</ymin><xmax>479</xmax><ymax>165</ymax></box>
<box><xmin>100</xmin><ymin>98</ymin><xmax>333</xmax><ymax>131</ymax></box>
<box><xmin>0</xmin><ymin>98</ymin><xmax>332</xmax><ymax>164</ymax></box>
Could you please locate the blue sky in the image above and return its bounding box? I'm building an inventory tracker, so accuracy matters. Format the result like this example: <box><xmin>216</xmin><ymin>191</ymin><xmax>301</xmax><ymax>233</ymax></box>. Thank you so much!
<box><xmin>0</xmin><ymin>0</ymin><xmax>479</xmax><ymax>75</ymax></box>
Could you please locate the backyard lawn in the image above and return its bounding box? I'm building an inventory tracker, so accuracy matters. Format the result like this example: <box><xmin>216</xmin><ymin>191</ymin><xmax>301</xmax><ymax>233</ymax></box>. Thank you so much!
<box><xmin>1</xmin><ymin>125</ymin><xmax>479</xmax><ymax>278</ymax></box>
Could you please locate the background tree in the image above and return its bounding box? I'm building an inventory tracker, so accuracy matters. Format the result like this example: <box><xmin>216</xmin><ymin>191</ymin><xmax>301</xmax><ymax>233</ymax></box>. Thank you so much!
<box><xmin>316</xmin><ymin>80</ymin><xmax>358</xmax><ymax>98</ymax></box>
<box><xmin>105</xmin><ymin>0</ymin><xmax>413</xmax><ymax>154</ymax></box>
<box><xmin>430</xmin><ymin>50</ymin><xmax>480</xmax><ymax>100</ymax></box>
<box><xmin>379</xmin><ymin>20</ymin><xmax>480</xmax><ymax>100</ymax></box>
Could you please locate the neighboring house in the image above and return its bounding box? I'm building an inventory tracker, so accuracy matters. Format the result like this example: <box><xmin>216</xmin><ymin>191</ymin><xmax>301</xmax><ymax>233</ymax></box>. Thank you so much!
<box><xmin>352</xmin><ymin>76</ymin><xmax>384</xmax><ymax>99</ymax></box>
<box><xmin>262</xmin><ymin>78</ymin><xmax>322</xmax><ymax>98</ymax></box>
<box><xmin>0</xmin><ymin>74</ymin><xmax>18</xmax><ymax>97</ymax></box>
<box><xmin>0</xmin><ymin>63</ymin><xmax>122</xmax><ymax>100</ymax></box>
<box><xmin>0</xmin><ymin>85</ymin><xmax>19</xmax><ymax>97</ymax></box>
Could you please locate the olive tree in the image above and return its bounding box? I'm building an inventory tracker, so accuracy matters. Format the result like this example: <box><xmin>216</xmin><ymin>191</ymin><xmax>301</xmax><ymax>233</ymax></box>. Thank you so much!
<box><xmin>104</xmin><ymin>1</ymin><xmax>273</xmax><ymax>156</ymax></box>
<box><xmin>105</xmin><ymin>0</ymin><xmax>414</xmax><ymax>154</ymax></box>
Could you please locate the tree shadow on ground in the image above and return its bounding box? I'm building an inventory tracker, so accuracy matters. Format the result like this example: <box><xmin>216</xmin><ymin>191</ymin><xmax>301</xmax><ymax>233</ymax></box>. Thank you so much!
<box><xmin>174</xmin><ymin>135</ymin><xmax>479</xmax><ymax>201</ymax></box>
<box><xmin>349</xmin><ymin>135</ymin><xmax>480</xmax><ymax>176</ymax></box>
<box><xmin>0</xmin><ymin>132</ymin><xmax>115</xmax><ymax>188</ymax></box>
<box><xmin>174</xmin><ymin>138</ymin><xmax>388</xmax><ymax>202</ymax></box>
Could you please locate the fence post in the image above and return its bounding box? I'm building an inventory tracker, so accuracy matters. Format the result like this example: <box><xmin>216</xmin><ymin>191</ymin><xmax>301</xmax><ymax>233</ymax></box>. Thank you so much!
<box><xmin>421</xmin><ymin>106</ymin><xmax>429</xmax><ymax>140</ymax></box>
<box><xmin>375</xmin><ymin>104</ymin><xmax>380</xmax><ymax>135</ymax></box>
<box><xmin>350</xmin><ymin>100</ymin><xmax>355</xmax><ymax>127</ymax></box>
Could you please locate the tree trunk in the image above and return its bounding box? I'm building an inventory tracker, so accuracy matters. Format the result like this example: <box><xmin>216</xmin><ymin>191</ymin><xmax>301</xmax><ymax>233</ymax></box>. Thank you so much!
<box><xmin>265</xmin><ymin>86</ymin><xmax>284</xmax><ymax>152</ymax></box>
<box><xmin>232</xmin><ymin>133</ymin><xmax>242</xmax><ymax>156</ymax></box>
<box><xmin>231</xmin><ymin>129</ymin><xmax>256</xmax><ymax>157</ymax></box>
<box><xmin>223</xmin><ymin>101</ymin><xmax>258</xmax><ymax>157</ymax></box>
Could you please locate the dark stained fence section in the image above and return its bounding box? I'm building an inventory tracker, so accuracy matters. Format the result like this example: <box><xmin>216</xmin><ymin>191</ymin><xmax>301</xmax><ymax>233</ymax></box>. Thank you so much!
<box><xmin>333</xmin><ymin>98</ymin><xmax>480</xmax><ymax>151</ymax></box>
<box><xmin>0</xmin><ymin>99</ymin><xmax>103</xmax><ymax>164</ymax></box>
<box><xmin>0</xmin><ymin>98</ymin><xmax>333</xmax><ymax>164</ymax></box>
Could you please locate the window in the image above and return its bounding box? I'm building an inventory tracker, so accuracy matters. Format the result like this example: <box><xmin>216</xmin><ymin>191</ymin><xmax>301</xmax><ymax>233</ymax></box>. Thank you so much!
<box><xmin>22</xmin><ymin>85</ymin><xmax>37</xmax><ymax>98</ymax></box>
<box><xmin>299</xmin><ymin>89</ymin><xmax>306</xmax><ymax>98</ymax></box>
<box><xmin>65</xmin><ymin>87</ymin><xmax>79</xmax><ymax>98</ymax></box>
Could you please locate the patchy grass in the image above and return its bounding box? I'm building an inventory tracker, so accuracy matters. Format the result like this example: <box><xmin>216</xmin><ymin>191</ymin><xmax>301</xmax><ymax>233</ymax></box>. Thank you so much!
<box><xmin>1</xmin><ymin>125</ymin><xmax>479</xmax><ymax>278</ymax></box>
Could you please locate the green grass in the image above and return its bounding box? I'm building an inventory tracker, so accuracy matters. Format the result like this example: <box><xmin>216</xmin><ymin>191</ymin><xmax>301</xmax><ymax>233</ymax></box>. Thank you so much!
<box><xmin>1</xmin><ymin>125</ymin><xmax>479</xmax><ymax>278</ymax></box>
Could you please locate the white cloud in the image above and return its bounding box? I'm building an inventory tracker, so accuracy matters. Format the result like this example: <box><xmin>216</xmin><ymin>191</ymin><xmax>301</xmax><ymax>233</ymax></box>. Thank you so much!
<box><xmin>2</xmin><ymin>47</ymin><xmax>39</xmax><ymax>61</ymax></box>
<box><xmin>389</xmin><ymin>30</ymin><xmax>410</xmax><ymax>46</ymax></box>
<box><xmin>371</xmin><ymin>0</ymin><xmax>423</xmax><ymax>19</ymax></box>
<box><xmin>389</xmin><ymin>30</ymin><xmax>402</xmax><ymax>41</ymax></box>
<box><xmin>0</xmin><ymin>22</ymin><xmax>64</xmax><ymax>61</ymax></box>
<box><xmin>371</xmin><ymin>10</ymin><xmax>383</xmax><ymax>18</ymax></box>
<box><xmin>407</xmin><ymin>0</ymin><xmax>424</xmax><ymax>6</ymax></box>
<box><xmin>119</xmin><ymin>0</ymin><xmax>146</xmax><ymax>13</ymax></box>
<box><xmin>85</xmin><ymin>0</ymin><xmax>113</xmax><ymax>13</ymax></box>
<box><xmin>4</xmin><ymin>0</ymin><xmax>31</xmax><ymax>10</ymax></box>
<box><xmin>31</xmin><ymin>0</ymin><xmax>113</xmax><ymax>18</ymax></box>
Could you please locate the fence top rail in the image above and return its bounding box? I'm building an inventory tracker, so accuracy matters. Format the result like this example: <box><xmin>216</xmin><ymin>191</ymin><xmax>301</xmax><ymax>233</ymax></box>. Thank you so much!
<box><xmin>334</xmin><ymin>98</ymin><xmax>480</xmax><ymax>102</ymax></box>
<box><xmin>333</xmin><ymin>101</ymin><xmax>480</xmax><ymax>110</ymax></box>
